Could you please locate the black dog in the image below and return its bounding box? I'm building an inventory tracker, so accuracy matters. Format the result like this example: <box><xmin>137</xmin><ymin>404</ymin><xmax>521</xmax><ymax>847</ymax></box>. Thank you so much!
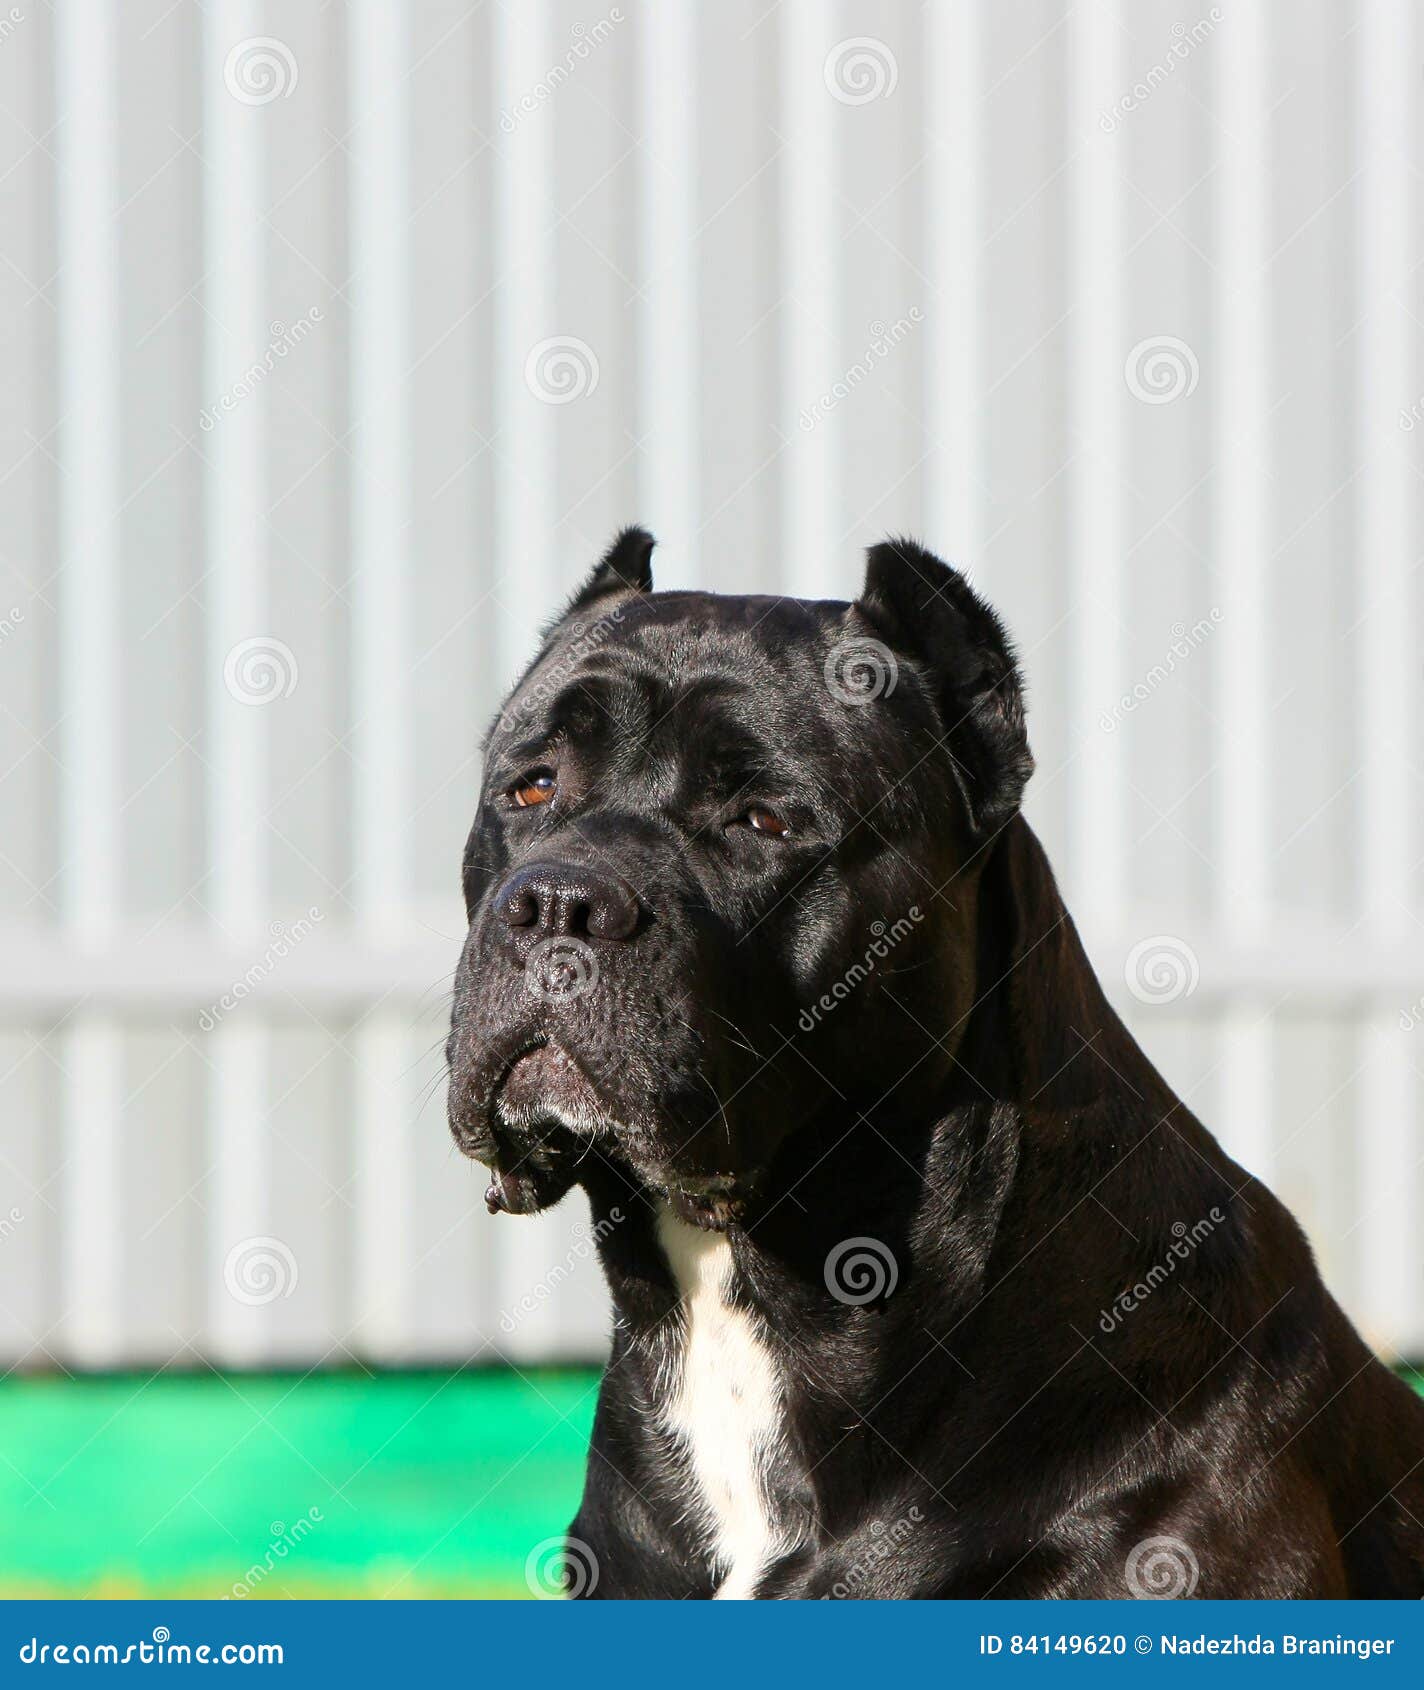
<box><xmin>446</xmin><ymin>530</ymin><xmax>1424</xmax><ymax>1599</ymax></box>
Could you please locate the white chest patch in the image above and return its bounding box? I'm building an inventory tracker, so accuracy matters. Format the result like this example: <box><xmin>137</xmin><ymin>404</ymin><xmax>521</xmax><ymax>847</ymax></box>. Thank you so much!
<box><xmin>656</xmin><ymin>1207</ymin><xmax>795</xmax><ymax>1599</ymax></box>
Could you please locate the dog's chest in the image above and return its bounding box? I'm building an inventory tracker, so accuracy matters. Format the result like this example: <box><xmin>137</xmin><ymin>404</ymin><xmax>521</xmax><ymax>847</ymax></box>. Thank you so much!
<box><xmin>655</xmin><ymin>1208</ymin><xmax>795</xmax><ymax>1599</ymax></box>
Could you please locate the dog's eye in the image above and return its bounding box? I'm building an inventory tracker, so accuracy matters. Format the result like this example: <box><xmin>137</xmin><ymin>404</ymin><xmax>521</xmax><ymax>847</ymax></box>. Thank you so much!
<box><xmin>745</xmin><ymin>805</ymin><xmax>792</xmax><ymax>838</ymax></box>
<box><xmin>509</xmin><ymin>770</ymin><xmax>556</xmax><ymax>808</ymax></box>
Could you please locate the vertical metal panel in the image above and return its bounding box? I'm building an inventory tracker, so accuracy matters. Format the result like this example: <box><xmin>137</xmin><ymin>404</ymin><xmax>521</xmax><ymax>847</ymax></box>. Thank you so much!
<box><xmin>1357</xmin><ymin>1019</ymin><xmax>1418</xmax><ymax>1354</ymax></box>
<box><xmin>924</xmin><ymin>1</ymin><xmax>981</xmax><ymax>575</ymax></box>
<box><xmin>1355</xmin><ymin>0</ymin><xmax>1416</xmax><ymax>925</ymax></box>
<box><xmin>54</xmin><ymin>0</ymin><xmax>122</xmax><ymax>1367</ymax></box>
<box><xmin>203</xmin><ymin>0</ymin><xmax>270</xmax><ymax>1365</ymax></box>
<box><xmin>205</xmin><ymin>3</ymin><xmax>268</xmax><ymax>941</ymax></box>
<box><xmin>58</xmin><ymin>1023</ymin><xmax>123</xmax><ymax>1364</ymax></box>
<box><xmin>350</xmin><ymin>1</ymin><xmax>412</xmax><ymax>937</ymax></box>
<box><xmin>1355</xmin><ymin>0</ymin><xmax>1417</xmax><ymax>1354</ymax></box>
<box><xmin>353</xmin><ymin>1016</ymin><xmax>412</xmax><ymax>1355</ymax></box>
<box><xmin>1069</xmin><ymin>0</ymin><xmax>1124</xmax><ymax>926</ymax></box>
<box><xmin>1357</xmin><ymin>13</ymin><xmax>1415</xmax><ymax>926</ymax></box>
<box><xmin>1217</xmin><ymin>1013</ymin><xmax>1274</xmax><ymax>1190</ymax></box>
<box><xmin>54</xmin><ymin>0</ymin><xmax>119</xmax><ymax>945</ymax></box>
<box><xmin>637</xmin><ymin>1</ymin><xmax>698</xmax><ymax>586</ymax></box>
<box><xmin>779</xmin><ymin>0</ymin><xmax>835</xmax><ymax>596</ymax></box>
<box><xmin>488</xmin><ymin>0</ymin><xmax>589</xmax><ymax>1351</ymax></box>
<box><xmin>1214</xmin><ymin>5</ymin><xmax>1271</xmax><ymax>938</ymax></box>
<box><xmin>3</xmin><ymin>2</ymin><xmax>1422</xmax><ymax>1369</ymax></box>
<box><xmin>349</xmin><ymin>0</ymin><xmax>414</xmax><ymax>1357</ymax></box>
<box><xmin>1213</xmin><ymin>0</ymin><xmax>1272</xmax><ymax>1183</ymax></box>
<box><xmin>492</xmin><ymin>0</ymin><xmax>556</xmax><ymax>673</ymax></box>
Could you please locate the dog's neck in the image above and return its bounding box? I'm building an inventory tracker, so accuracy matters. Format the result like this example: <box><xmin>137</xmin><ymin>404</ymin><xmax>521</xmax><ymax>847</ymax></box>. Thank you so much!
<box><xmin>578</xmin><ymin>820</ymin><xmax>1177</xmax><ymax>1595</ymax></box>
<box><xmin>588</xmin><ymin>820</ymin><xmax>1154</xmax><ymax>1293</ymax></box>
<box><xmin>949</xmin><ymin>815</ymin><xmax>1170</xmax><ymax>1116</ymax></box>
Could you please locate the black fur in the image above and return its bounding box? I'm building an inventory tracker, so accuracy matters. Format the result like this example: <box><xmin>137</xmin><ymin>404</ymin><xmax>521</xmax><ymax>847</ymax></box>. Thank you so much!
<box><xmin>446</xmin><ymin>533</ymin><xmax>1424</xmax><ymax>1599</ymax></box>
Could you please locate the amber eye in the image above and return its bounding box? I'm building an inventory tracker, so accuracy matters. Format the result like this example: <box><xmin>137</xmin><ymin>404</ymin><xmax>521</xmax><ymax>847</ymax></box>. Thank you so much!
<box><xmin>746</xmin><ymin>804</ymin><xmax>792</xmax><ymax>838</ymax></box>
<box><xmin>509</xmin><ymin>770</ymin><xmax>556</xmax><ymax>808</ymax></box>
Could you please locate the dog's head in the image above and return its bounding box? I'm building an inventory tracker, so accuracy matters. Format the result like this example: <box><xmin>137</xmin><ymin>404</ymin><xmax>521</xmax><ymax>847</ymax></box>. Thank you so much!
<box><xmin>446</xmin><ymin>530</ymin><xmax>1033</xmax><ymax>1225</ymax></box>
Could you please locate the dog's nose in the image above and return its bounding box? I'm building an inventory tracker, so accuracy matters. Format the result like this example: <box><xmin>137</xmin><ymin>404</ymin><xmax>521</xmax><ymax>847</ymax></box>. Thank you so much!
<box><xmin>494</xmin><ymin>860</ymin><xmax>640</xmax><ymax>941</ymax></box>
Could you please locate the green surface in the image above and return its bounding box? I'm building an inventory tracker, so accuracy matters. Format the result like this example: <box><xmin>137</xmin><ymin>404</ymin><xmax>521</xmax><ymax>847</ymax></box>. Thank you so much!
<box><xmin>2</xmin><ymin>1368</ymin><xmax>1421</xmax><ymax>1599</ymax></box>
<box><xmin>0</xmin><ymin>1369</ymin><xmax>600</xmax><ymax>1598</ymax></box>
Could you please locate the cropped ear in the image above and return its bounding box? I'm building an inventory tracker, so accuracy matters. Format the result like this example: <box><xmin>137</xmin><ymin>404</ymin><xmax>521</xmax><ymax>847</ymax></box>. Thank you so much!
<box><xmin>857</xmin><ymin>537</ymin><xmax>1033</xmax><ymax>834</ymax></box>
<box><xmin>563</xmin><ymin>525</ymin><xmax>655</xmax><ymax>619</ymax></box>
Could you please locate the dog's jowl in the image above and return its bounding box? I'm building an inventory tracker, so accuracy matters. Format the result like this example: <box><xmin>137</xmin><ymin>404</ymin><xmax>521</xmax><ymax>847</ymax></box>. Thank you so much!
<box><xmin>446</xmin><ymin>528</ymin><xmax>1424</xmax><ymax>1599</ymax></box>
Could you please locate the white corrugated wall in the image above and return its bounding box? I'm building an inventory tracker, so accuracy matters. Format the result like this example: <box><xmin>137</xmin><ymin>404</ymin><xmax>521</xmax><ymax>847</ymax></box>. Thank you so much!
<box><xmin>0</xmin><ymin>0</ymin><xmax>1419</xmax><ymax>1369</ymax></box>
